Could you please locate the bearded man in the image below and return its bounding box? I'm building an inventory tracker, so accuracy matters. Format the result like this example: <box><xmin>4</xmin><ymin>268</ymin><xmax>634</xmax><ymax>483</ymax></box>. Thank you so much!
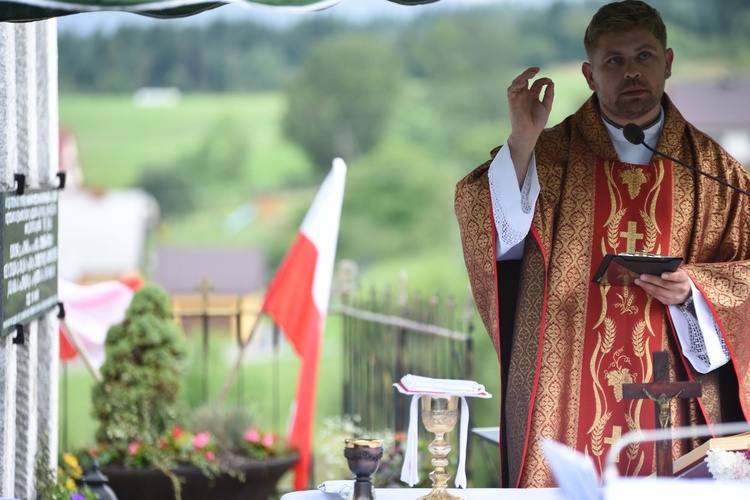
<box><xmin>455</xmin><ymin>0</ymin><xmax>750</xmax><ymax>488</ymax></box>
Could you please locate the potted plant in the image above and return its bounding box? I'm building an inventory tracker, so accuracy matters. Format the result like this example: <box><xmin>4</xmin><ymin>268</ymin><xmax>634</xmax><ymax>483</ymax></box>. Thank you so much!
<box><xmin>77</xmin><ymin>283</ymin><xmax>297</xmax><ymax>500</ymax></box>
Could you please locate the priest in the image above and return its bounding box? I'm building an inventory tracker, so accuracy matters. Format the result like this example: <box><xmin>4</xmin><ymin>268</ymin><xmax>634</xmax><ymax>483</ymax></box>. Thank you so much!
<box><xmin>454</xmin><ymin>0</ymin><xmax>750</xmax><ymax>488</ymax></box>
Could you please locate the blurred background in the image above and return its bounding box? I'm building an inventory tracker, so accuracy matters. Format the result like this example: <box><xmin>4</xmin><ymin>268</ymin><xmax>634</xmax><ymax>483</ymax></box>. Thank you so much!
<box><xmin>54</xmin><ymin>0</ymin><xmax>750</xmax><ymax>488</ymax></box>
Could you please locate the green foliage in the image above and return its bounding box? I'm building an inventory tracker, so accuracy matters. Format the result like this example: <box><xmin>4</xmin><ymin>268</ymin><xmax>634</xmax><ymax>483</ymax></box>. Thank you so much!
<box><xmin>135</xmin><ymin>114</ymin><xmax>250</xmax><ymax>219</ymax></box>
<box><xmin>338</xmin><ymin>137</ymin><xmax>454</xmax><ymax>263</ymax></box>
<box><xmin>181</xmin><ymin>115</ymin><xmax>250</xmax><ymax>184</ymax></box>
<box><xmin>283</xmin><ymin>33</ymin><xmax>405</xmax><ymax>169</ymax></box>
<box><xmin>137</xmin><ymin>166</ymin><xmax>196</xmax><ymax>219</ymax></box>
<box><xmin>92</xmin><ymin>284</ymin><xmax>188</xmax><ymax>452</ymax></box>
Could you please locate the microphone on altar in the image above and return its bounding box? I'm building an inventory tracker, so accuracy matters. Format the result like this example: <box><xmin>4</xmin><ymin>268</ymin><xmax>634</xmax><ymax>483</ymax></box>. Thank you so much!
<box><xmin>622</xmin><ymin>122</ymin><xmax>750</xmax><ymax>198</ymax></box>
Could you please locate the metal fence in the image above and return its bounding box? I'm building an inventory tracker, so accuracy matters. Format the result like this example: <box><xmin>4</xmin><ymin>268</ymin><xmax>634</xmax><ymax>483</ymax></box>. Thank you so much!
<box><xmin>332</xmin><ymin>282</ymin><xmax>475</xmax><ymax>434</ymax></box>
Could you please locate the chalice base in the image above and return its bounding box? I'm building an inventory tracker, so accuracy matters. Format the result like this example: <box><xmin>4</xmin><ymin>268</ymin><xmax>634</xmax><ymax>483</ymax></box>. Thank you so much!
<box><xmin>417</xmin><ymin>487</ymin><xmax>463</xmax><ymax>500</ymax></box>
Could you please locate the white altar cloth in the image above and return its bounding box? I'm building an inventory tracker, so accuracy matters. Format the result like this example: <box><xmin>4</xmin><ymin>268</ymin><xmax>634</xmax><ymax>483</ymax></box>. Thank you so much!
<box><xmin>281</xmin><ymin>488</ymin><xmax>563</xmax><ymax>500</ymax></box>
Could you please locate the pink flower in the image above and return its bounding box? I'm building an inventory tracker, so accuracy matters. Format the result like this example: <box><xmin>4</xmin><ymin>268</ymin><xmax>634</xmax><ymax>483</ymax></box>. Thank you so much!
<box><xmin>128</xmin><ymin>442</ymin><xmax>140</xmax><ymax>456</ymax></box>
<box><xmin>89</xmin><ymin>448</ymin><xmax>99</xmax><ymax>458</ymax></box>
<box><xmin>261</xmin><ymin>433</ymin><xmax>276</xmax><ymax>447</ymax></box>
<box><xmin>244</xmin><ymin>428</ymin><xmax>260</xmax><ymax>444</ymax></box>
<box><xmin>206</xmin><ymin>451</ymin><xmax>215</xmax><ymax>461</ymax></box>
<box><xmin>192</xmin><ymin>432</ymin><xmax>210</xmax><ymax>450</ymax></box>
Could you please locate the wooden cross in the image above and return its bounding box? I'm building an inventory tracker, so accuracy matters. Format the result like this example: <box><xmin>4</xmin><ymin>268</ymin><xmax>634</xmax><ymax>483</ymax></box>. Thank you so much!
<box><xmin>620</xmin><ymin>221</ymin><xmax>644</xmax><ymax>254</ymax></box>
<box><xmin>621</xmin><ymin>351</ymin><xmax>702</xmax><ymax>476</ymax></box>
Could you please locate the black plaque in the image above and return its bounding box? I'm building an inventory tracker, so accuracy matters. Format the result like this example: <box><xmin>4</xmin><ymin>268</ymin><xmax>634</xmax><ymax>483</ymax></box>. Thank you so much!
<box><xmin>1</xmin><ymin>188</ymin><xmax>58</xmax><ymax>334</ymax></box>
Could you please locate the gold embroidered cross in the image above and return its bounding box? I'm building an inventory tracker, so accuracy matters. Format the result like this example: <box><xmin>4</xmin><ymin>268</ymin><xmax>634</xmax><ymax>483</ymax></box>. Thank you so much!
<box><xmin>604</xmin><ymin>425</ymin><xmax>623</xmax><ymax>463</ymax></box>
<box><xmin>620</xmin><ymin>221</ymin><xmax>644</xmax><ymax>254</ymax></box>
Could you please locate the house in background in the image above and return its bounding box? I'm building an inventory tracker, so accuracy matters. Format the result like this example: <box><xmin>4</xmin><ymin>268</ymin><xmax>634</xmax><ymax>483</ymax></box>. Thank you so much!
<box><xmin>57</xmin><ymin>129</ymin><xmax>160</xmax><ymax>284</ymax></box>
<box><xmin>668</xmin><ymin>77</ymin><xmax>750</xmax><ymax>167</ymax></box>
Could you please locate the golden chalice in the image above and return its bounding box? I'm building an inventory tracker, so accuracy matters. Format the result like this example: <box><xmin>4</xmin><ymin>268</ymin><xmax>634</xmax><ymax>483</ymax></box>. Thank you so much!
<box><xmin>418</xmin><ymin>395</ymin><xmax>462</xmax><ymax>500</ymax></box>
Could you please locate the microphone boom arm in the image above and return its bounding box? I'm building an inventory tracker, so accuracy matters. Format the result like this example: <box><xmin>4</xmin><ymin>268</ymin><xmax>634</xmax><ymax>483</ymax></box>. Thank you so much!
<box><xmin>640</xmin><ymin>142</ymin><xmax>750</xmax><ymax>198</ymax></box>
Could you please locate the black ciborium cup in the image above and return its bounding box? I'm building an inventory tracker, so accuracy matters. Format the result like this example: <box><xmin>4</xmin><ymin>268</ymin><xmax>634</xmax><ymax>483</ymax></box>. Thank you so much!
<box><xmin>343</xmin><ymin>438</ymin><xmax>383</xmax><ymax>500</ymax></box>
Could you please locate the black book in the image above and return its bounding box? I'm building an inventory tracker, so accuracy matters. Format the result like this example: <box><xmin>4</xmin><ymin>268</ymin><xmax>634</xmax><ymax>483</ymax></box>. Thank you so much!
<box><xmin>592</xmin><ymin>253</ymin><xmax>683</xmax><ymax>286</ymax></box>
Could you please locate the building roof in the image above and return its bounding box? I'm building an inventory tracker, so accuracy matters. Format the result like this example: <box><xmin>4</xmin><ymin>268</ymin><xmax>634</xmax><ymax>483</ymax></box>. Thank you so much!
<box><xmin>668</xmin><ymin>77</ymin><xmax>750</xmax><ymax>130</ymax></box>
<box><xmin>153</xmin><ymin>246</ymin><xmax>267</xmax><ymax>295</ymax></box>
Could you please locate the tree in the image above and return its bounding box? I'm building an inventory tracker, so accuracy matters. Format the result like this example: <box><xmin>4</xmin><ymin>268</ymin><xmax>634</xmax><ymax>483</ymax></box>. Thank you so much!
<box><xmin>283</xmin><ymin>33</ymin><xmax>404</xmax><ymax>170</ymax></box>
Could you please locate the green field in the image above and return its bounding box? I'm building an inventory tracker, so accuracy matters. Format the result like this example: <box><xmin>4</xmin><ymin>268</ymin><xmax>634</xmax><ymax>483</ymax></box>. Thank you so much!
<box><xmin>60</xmin><ymin>92</ymin><xmax>313</xmax><ymax>190</ymax></box>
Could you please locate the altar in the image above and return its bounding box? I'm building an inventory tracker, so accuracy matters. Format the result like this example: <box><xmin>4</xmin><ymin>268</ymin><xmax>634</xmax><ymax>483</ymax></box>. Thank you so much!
<box><xmin>281</xmin><ymin>488</ymin><xmax>562</xmax><ymax>500</ymax></box>
<box><xmin>281</xmin><ymin>479</ymin><xmax>750</xmax><ymax>500</ymax></box>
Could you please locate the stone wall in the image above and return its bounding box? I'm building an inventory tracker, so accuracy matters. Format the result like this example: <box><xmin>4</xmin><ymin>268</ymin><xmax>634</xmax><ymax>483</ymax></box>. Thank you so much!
<box><xmin>0</xmin><ymin>20</ymin><xmax>60</xmax><ymax>499</ymax></box>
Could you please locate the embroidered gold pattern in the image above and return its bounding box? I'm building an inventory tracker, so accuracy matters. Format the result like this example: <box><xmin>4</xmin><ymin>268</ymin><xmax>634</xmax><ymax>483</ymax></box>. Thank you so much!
<box><xmin>620</xmin><ymin>167</ymin><xmax>649</xmax><ymax>199</ymax></box>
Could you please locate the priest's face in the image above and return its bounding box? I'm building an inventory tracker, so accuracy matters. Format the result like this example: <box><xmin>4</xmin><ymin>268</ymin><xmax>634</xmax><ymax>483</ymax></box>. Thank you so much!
<box><xmin>582</xmin><ymin>27</ymin><xmax>674</xmax><ymax>127</ymax></box>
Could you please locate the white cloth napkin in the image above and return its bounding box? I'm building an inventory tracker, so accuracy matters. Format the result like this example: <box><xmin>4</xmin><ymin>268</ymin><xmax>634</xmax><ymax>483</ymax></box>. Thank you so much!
<box><xmin>393</xmin><ymin>375</ymin><xmax>492</xmax><ymax>489</ymax></box>
<box><xmin>396</xmin><ymin>374</ymin><xmax>489</xmax><ymax>397</ymax></box>
<box><xmin>317</xmin><ymin>480</ymin><xmax>353</xmax><ymax>496</ymax></box>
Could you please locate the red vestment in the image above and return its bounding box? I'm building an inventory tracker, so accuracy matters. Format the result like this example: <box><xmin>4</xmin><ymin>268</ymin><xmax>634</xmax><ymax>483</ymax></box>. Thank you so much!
<box><xmin>455</xmin><ymin>94</ymin><xmax>750</xmax><ymax>487</ymax></box>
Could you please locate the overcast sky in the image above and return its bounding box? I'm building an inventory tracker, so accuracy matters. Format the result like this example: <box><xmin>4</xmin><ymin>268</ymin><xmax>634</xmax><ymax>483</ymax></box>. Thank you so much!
<box><xmin>57</xmin><ymin>0</ymin><xmax>584</xmax><ymax>34</ymax></box>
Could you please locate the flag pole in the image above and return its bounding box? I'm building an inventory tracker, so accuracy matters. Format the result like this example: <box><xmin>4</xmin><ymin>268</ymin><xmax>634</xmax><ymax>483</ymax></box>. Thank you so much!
<box><xmin>216</xmin><ymin>312</ymin><xmax>265</xmax><ymax>405</ymax></box>
<box><xmin>60</xmin><ymin>319</ymin><xmax>102</xmax><ymax>383</ymax></box>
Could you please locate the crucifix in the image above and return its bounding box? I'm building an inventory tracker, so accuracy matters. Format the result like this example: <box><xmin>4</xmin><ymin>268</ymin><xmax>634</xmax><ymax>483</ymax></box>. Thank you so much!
<box><xmin>621</xmin><ymin>351</ymin><xmax>702</xmax><ymax>476</ymax></box>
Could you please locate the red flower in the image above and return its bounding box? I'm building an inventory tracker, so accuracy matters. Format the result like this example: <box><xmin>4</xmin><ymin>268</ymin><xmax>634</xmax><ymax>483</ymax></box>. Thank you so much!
<box><xmin>171</xmin><ymin>425</ymin><xmax>184</xmax><ymax>440</ymax></box>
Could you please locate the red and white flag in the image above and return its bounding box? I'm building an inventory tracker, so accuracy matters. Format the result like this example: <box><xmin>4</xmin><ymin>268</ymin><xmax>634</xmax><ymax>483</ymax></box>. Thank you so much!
<box><xmin>59</xmin><ymin>277</ymin><xmax>142</xmax><ymax>367</ymax></box>
<box><xmin>261</xmin><ymin>158</ymin><xmax>347</xmax><ymax>490</ymax></box>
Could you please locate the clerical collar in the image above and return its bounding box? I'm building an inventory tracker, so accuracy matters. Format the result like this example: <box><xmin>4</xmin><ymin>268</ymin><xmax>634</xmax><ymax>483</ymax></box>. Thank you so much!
<box><xmin>601</xmin><ymin>107</ymin><xmax>665</xmax><ymax>165</ymax></box>
<box><xmin>599</xmin><ymin>109</ymin><xmax>662</xmax><ymax>132</ymax></box>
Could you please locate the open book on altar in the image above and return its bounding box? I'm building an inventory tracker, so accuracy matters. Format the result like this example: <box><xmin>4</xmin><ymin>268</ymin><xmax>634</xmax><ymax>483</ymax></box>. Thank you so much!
<box><xmin>673</xmin><ymin>431</ymin><xmax>750</xmax><ymax>478</ymax></box>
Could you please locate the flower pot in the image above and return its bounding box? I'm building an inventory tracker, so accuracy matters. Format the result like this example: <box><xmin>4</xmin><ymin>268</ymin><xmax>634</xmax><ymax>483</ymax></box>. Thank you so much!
<box><xmin>101</xmin><ymin>454</ymin><xmax>298</xmax><ymax>500</ymax></box>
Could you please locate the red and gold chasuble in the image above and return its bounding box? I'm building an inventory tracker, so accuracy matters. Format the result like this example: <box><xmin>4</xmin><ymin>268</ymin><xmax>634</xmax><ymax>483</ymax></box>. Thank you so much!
<box><xmin>455</xmin><ymin>94</ymin><xmax>750</xmax><ymax>489</ymax></box>
<box><xmin>580</xmin><ymin>156</ymin><xmax>673</xmax><ymax>475</ymax></box>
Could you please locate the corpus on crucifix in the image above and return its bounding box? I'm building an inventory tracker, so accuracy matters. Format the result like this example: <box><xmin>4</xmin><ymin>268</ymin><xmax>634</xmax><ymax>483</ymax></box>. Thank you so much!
<box><xmin>621</xmin><ymin>351</ymin><xmax>702</xmax><ymax>476</ymax></box>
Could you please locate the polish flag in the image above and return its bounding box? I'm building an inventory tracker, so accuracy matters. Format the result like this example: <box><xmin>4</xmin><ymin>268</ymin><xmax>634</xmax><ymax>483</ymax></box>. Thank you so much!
<box><xmin>58</xmin><ymin>277</ymin><xmax>142</xmax><ymax>367</ymax></box>
<box><xmin>261</xmin><ymin>158</ymin><xmax>346</xmax><ymax>490</ymax></box>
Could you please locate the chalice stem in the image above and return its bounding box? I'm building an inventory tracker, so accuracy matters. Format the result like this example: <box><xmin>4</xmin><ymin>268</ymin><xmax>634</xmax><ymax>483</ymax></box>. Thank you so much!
<box><xmin>418</xmin><ymin>424</ymin><xmax>462</xmax><ymax>497</ymax></box>
<box><xmin>418</xmin><ymin>394</ymin><xmax>462</xmax><ymax>500</ymax></box>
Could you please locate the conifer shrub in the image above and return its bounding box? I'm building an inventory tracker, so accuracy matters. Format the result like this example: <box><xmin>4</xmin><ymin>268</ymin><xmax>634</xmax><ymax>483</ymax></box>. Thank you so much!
<box><xmin>92</xmin><ymin>283</ymin><xmax>188</xmax><ymax>452</ymax></box>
